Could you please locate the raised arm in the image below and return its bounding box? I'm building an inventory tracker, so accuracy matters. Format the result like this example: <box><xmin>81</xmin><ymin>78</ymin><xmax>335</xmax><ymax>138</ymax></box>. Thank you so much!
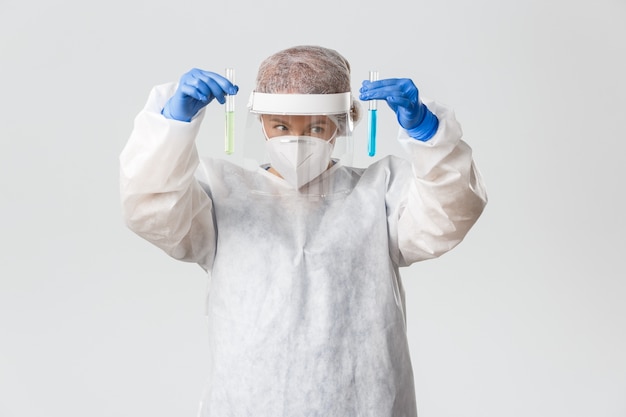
<box><xmin>119</xmin><ymin>70</ymin><xmax>238</xmax><ymax>271</ymax></box>
<box><xmin>360</xmin><ymin>78</ymin><xmax>488</xmax><ymax>265</ymax></box>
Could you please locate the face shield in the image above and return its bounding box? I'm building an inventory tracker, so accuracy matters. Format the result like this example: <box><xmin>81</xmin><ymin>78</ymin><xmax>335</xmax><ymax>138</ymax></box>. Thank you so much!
<box><xmin>243</xmin><ymin>92</ymin><xmax>354</xmax><ymax>198</ymax></box>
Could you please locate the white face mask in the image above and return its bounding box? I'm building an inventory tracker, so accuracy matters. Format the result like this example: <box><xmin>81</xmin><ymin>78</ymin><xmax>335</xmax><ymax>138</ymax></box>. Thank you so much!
<box><xmin>265</xmin><ymin>135</ymin><xmax>334</xmax><ymax>188</ymax></box>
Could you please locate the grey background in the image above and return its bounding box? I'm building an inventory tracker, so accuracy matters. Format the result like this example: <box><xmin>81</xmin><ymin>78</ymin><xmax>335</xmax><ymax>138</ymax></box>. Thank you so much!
<box><xmin>1</xmin><ymin>0</ymin><xmax>625</xmax><ymax>416</ymax></box>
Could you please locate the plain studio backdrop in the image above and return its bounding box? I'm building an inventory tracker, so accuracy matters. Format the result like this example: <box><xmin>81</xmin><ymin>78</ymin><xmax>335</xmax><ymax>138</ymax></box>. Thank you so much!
<box><xmin>1</xmin><ymin>0</ymin><xmax>625</xmax><ymax>416</ymax></box>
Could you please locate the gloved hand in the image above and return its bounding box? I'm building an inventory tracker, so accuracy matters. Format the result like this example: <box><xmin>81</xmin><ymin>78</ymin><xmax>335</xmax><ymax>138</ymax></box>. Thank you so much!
<box><xmin>359</xmin><ymin>78</ymin><xmax>438</xmax><ymax>141</ymax></box>
<box><xmin>162</xmin><ymin>68</ymin><xmax>238</xmax><ymax>122</ymax></box>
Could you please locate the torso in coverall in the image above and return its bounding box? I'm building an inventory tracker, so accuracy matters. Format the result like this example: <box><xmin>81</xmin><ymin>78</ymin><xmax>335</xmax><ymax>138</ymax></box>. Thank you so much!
<box><xmin>119</xmin><ymin>83</ymin><xmax>487</xmax><ymax>417</ymax></box>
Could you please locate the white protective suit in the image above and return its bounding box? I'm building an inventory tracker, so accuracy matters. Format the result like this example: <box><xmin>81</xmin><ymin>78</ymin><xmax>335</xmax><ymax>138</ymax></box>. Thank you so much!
<box><xmin>120</xmin><ymin>83</ymin><xmax>487</xmax><ymax>417</ymax></box>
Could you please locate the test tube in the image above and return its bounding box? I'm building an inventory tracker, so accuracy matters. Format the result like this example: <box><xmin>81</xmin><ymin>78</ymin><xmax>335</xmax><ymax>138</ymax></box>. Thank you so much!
<box><xmin>224</xmin><ymin>68</ymin><xmax>235</xmax><ymax>155</ymax></box>
<box><xmin>368</xmin><ymin>70</ymin><xmax>379</xmax><ymax>157</ymax></box>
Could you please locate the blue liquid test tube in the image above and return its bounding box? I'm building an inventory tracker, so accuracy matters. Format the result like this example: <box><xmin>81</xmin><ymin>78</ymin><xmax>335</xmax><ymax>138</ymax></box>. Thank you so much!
<box><xmin>225</xmin><ymin>68</ymin><xmax>235</xmax><ymax>155</ymax></box>
<box><xmin>368</xmin><ymin>70</ymin><xmax>379</xmax><ymax>157</ymax></box>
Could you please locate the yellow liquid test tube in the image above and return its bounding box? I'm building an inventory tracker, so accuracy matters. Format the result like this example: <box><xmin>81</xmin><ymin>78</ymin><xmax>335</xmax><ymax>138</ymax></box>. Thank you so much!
<box><xmin>225</xmin><ymin>68</ymin><xmax>235</xmax><ymax>155</ymax></box>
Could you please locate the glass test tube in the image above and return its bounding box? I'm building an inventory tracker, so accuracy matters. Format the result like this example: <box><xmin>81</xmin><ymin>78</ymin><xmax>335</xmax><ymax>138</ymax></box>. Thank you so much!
<box><xmin>225</xmin><ymin>68</ymin><xmax>235</xmax><ymax>155</ymax></box>
<box><xmin>368</xmin><ymin>70</ymin><xmax>379</xmax><ymax>157</ymax></box>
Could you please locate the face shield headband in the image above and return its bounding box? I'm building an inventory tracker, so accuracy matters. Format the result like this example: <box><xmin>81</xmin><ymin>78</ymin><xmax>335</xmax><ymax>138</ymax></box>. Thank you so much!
<box><xmin>248</xmin><ymin>92</ymin><xmax>352</xmax><ymax>116</ymax></box>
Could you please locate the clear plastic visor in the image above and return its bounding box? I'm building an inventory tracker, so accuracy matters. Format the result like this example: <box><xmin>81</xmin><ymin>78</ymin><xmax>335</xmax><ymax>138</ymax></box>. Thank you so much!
<box><xmin>243</xmin><ymin>92</ymin><xmax>354</xmax><ymax>198</ymax></box>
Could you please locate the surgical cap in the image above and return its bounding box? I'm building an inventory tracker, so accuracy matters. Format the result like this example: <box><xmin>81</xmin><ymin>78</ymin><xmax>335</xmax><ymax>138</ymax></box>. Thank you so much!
<box><xmin>255</xmin><ymin>45</ymin><xmax>361</xmax><ymax>124</ymax></box>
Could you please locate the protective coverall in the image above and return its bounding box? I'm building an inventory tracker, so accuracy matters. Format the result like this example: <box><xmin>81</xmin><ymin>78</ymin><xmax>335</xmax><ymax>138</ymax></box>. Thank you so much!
<box><xmin>120</xmin><ymin>82</ymin><xmax>487</xmax><ymax>417</ymax></box>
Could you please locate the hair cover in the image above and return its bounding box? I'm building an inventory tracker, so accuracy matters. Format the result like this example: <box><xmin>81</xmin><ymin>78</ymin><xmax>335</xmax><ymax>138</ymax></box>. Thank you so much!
<box><xmin>255</xmin><ymin>45</ymin><xmax>361</xmax><ymax>123</ymax></box>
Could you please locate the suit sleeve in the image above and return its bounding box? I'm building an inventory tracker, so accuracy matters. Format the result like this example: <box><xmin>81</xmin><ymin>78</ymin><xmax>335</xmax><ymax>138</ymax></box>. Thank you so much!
<box><xmin>390</xmin><ymin>100</ymin><xmax>488</xmax><ymax>266</ymax></box>
<box><xmin>119</xmin><ymin>83</ymin><xmax>216</xmax><ymax>271</ymax></box>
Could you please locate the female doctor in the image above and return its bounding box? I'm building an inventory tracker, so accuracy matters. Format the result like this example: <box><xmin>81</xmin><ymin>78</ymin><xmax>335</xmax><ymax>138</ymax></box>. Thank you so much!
<box><xmin>120</xmin><ymin>45</ymin><xmax>487</xmax><ymax>417</ymax></box>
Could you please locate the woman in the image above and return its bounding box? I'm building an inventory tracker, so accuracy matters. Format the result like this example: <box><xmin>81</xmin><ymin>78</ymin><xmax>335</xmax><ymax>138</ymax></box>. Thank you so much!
<box><xmin>120</xmin><ymin>45</ymin><xmax>487</xmax><ymax>417</ymax></box>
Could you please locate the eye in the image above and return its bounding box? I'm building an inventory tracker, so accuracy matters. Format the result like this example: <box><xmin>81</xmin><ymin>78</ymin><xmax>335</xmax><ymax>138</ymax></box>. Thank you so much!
<box><xmin>267</xmin><ymin>123</ymin><xmax>290</xmax><ymax>137</ymax></box>
<box><xmin>308</xmin><ymin>121</ymin><xmax>336</xmax><ymax>140</ymax></box>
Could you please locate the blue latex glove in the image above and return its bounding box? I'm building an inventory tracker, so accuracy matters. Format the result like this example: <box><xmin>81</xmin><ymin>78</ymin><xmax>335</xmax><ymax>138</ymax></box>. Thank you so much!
<box><xmin>359</xmin><ymin>78</ymin><xmax>438</xmax><ymax>141</ymax></box>
<box><xmin>162</xmin><ymin>68</ymin><xmax>238</xmax><ymax>122</ymax></box>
